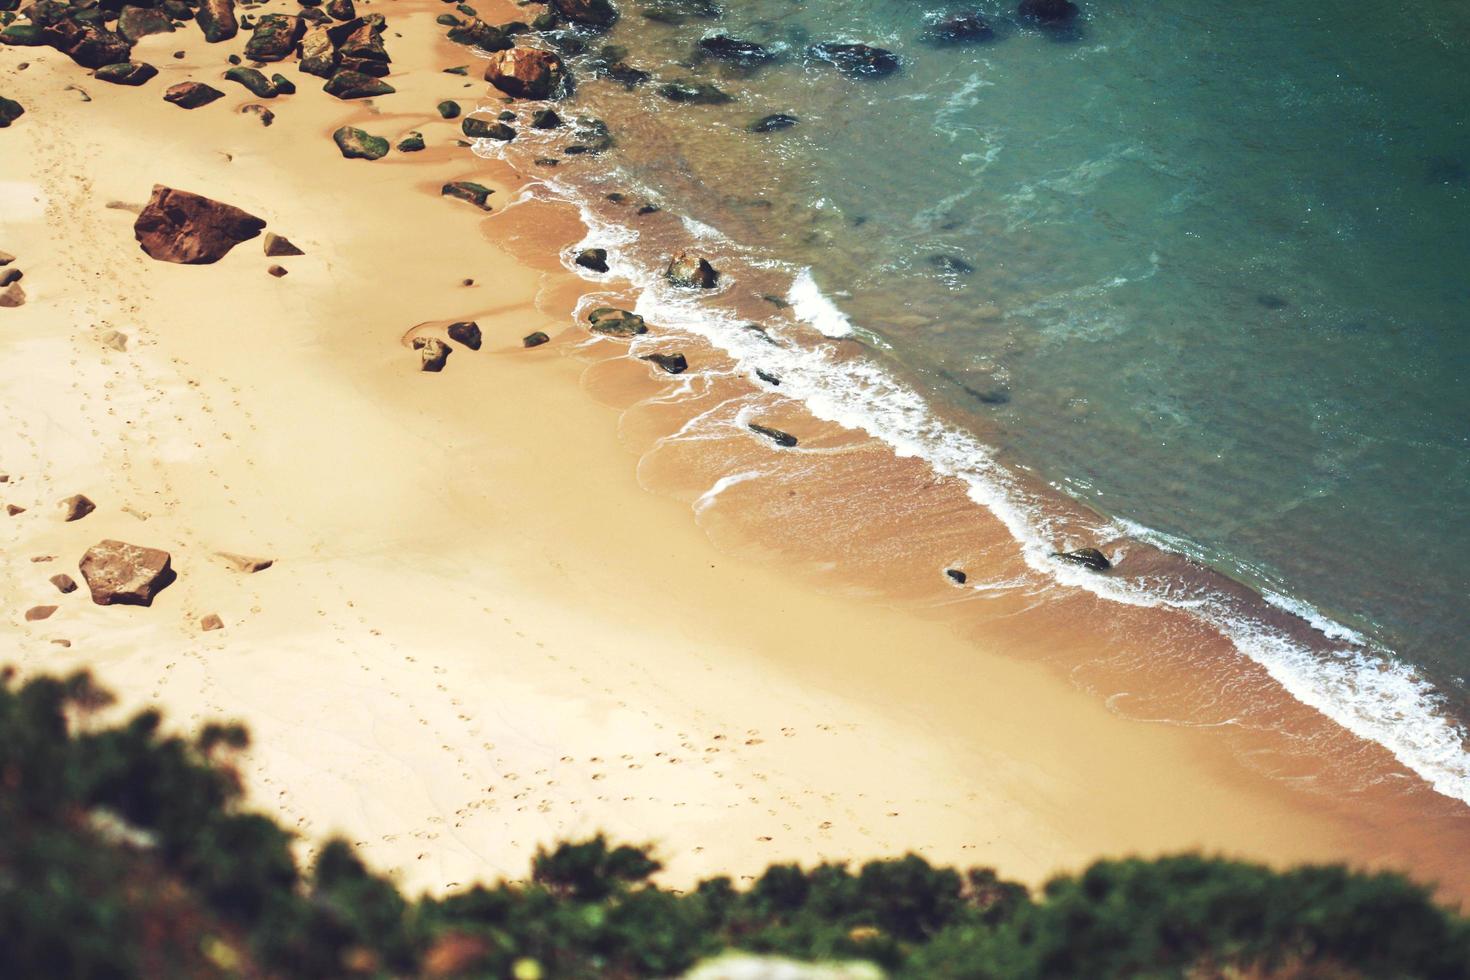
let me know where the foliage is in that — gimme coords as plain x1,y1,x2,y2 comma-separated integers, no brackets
1,668,1466,979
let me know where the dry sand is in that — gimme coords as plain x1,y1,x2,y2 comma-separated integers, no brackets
3,0,1468,902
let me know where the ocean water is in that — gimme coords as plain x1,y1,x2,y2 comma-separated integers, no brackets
476,0,1470,801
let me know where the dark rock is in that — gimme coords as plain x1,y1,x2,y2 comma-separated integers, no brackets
929,253,974,276
549,0,616,29
806,42,900,77
748,422,796,447
240,103,274,125
325,0,353,19
224,66,278,97
530,107,561,128
50,573,78,593
750,112,796,133
269,73,296,95
443,64,468,75
437,99,460,118
586,45,649,87
117,6,174,42
267,264,287,277
263,232,303,257
641,352,687,374
1053,547,1111,571
523,330,550,348
134,185,265,264
564,117,612,154
164,80,224,108
462,116,514,140
43,20,133,69
1018,0,1079,25
658,80,731,105
666,250,719,288
484,46,566,99
640,0,717,25
396,131,425,152
332,125,389,159
497,109,517,122
323,69,393,98
1257,293,1288,310
0,268,19,287
0,24,47,46
446,18,510,50
755,368,781,386
436,13,461,26
244,13,303,61
0,95,24,127
637,203,660,215
79,539,177,606
698,34,772,65
924,11,994,44
331,16,389,64
945,568,967,584
60,494,95,522
297,26,336,76
575,247,608,273
441,181,493,210
587,306,646,337
447,320,481,349
195,0,238,42
413,336,451,371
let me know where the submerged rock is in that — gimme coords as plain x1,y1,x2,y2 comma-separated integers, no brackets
924,11,995,45
666,250,719,288
575,247,609,272
441,181,494,209
462,116,515,140
1053,547,1111,571
698,34,773,65
806,42,900,77
413,336,452,372
164,81,225,108
749,422,797,448
549,0,617,29
447,320,482,350
79,539,176,606
750,112,797,133
483,46,566,99
587,306,646,337
530,107,562,128
1018,0,1080,25
641,352,687,374
134,185,265,264
658,80,732,105
332,125,389,160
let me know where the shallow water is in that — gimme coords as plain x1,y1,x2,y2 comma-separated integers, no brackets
477,0,1470,801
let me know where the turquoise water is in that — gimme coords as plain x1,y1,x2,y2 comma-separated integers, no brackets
494,0,1470,795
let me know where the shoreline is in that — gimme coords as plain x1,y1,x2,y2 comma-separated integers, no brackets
3,0,1469,905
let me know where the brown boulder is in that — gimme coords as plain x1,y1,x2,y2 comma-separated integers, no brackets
413,336,452,372
0,283,24,308
195,0,239,43
60,494,95,522
79,539,176,606
164,81,225,109
134,185,265,265
446,321,482,350
200,613,224,631
264,232,304,257
483,47,566,100
50,573,78,594
25,605,58,621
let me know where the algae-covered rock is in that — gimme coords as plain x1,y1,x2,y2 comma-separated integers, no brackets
658,80,731,104
297,26,336,77
332,125,389,160
436,99,460,119
94,61,158,86
224,66,277,97
195,0,238,43
0,23,46,46
244,13,303,62
441,181,493,210
462,116,514,141
586,306,646,337
550,0,617,29
396,131,425,152
323,69,394,99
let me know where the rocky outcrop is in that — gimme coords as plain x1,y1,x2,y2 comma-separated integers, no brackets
484,47,566,100
164,81,224,108
806,42,900,77
447,321,482,350
441,181,493,210
195,0,238,43
1053,547,1111,571
134,186,265,264
244,13,303,61
666,251,719,288
698,35,772,65
575,247,609,273
523,331,550,348
263,232,303,257
60,494,95,522
658,80,731,104
462,116,515,140
587,307,646,337
749,422,797,447
332,125,389,159
751,112,797,133
79,539,176,606
95,61,158,86
323,69,394,99
117,6,174,43
549,0,617,29
641,352,687,374
413,336,451,372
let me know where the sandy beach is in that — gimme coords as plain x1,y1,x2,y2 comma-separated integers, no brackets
4,0,1469,906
